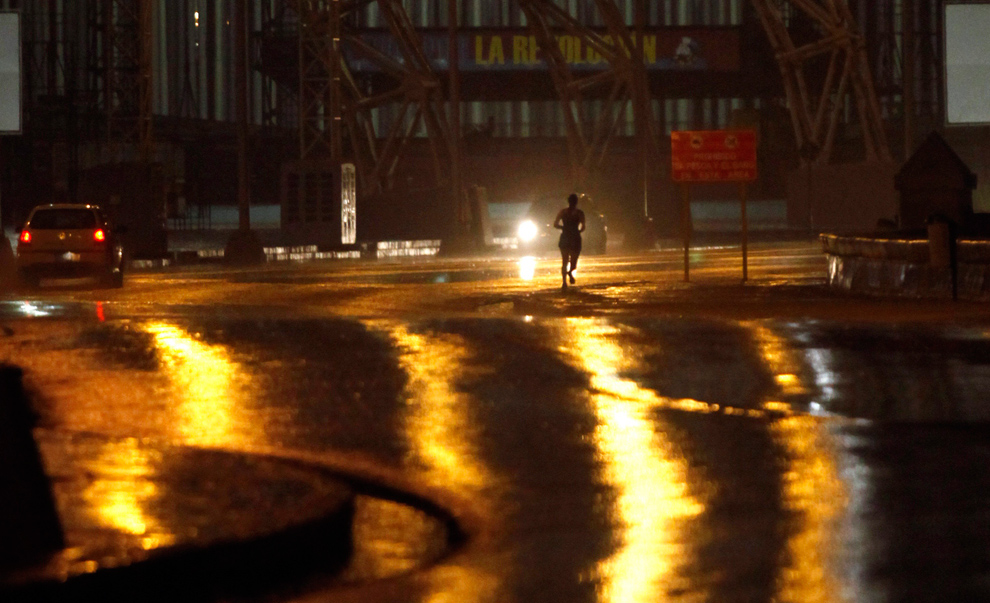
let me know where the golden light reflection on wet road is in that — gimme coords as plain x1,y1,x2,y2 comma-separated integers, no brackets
80,439,176,551
518,256,537,281
386,324,494,497
144,322,265,449
561,318,708,603
382,322,505,603
747,322,810,400
770,414,846,603
749,323,847,603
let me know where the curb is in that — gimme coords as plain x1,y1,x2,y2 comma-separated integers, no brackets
133,239,446,269
5,495,354,603
2,432,355,603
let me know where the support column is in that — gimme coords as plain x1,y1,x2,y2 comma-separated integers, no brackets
903,0,915,160
448,0,461,225
635,0,648,218
225,0,266,265
236,0,249,232
329,0,342,163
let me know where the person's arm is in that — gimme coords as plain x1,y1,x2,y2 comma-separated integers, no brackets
553,209,566,230
578,210,586,233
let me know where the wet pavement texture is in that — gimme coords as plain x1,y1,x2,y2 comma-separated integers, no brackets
4,434,354,600
4,241,990,602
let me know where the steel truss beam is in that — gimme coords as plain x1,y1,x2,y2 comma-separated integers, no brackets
858,0,943,157
288,0,453,196
17,0,70,139
87,0,153,161
517,0,660,190
751,0,891,164
258,0,297,128
281,0,891,197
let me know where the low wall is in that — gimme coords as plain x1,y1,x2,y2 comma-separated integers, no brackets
822,233,990,300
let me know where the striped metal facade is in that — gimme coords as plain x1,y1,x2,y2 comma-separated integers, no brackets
4,0,941,139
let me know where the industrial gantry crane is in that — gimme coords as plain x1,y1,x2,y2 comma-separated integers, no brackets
515,0,893,227
88,0,154,162
516,0,661,197
286,0,454,196
750,0,892,165
11,0,898,237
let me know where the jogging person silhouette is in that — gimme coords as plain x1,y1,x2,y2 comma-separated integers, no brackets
554,193,586,288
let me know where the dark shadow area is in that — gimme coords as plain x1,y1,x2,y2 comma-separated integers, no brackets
836,423,990,602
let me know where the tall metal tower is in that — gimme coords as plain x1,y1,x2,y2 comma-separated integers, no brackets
285,0,453,196
87,0,153,162
518,0,660,204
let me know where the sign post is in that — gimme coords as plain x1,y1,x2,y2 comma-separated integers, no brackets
740,181,748,281
681,183,691,282
671,129,758,281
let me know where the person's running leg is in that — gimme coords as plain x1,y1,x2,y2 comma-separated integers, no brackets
560,249,569,287
567,251,579,284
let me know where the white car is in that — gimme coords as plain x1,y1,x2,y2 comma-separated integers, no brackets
15,204,126,288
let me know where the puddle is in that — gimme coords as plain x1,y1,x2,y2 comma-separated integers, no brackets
2,432,458,601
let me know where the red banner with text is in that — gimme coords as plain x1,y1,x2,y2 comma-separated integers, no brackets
671,130,757,182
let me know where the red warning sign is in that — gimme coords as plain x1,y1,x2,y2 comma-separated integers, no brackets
671,130,757,182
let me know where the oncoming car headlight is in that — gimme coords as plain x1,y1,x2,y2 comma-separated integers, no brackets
517,219,539,243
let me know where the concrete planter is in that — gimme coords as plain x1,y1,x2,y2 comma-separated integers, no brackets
822,233,990,300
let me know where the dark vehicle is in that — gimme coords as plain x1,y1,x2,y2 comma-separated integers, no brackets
515,195,607,255
15,204,126,288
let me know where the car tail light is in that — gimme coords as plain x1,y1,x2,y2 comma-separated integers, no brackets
93,229,106,243
19,230,31,244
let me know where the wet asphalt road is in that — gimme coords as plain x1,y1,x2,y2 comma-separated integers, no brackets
5,240,990,602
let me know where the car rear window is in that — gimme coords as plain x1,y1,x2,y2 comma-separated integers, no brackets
29,209,98,230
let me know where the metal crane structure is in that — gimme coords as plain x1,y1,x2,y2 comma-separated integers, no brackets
516,0,896,173
516,0,660,193
281,0,894,224
88,0,153,163
3,0,946,237
13,0,153,162
750,0,891,166
283,0,454,195
861,0,943,160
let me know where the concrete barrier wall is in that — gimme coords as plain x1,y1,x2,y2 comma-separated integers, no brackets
822,234,990,300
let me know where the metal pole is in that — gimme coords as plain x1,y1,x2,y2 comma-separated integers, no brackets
636,0,647,218
448,0,461,230
740,181,748,282
235,0,249,231
682,183,691,282
329,0,342,163
139,0,153,164
903,0,915,160
47,0,57,98
103,0,113,150
206,0,216,121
